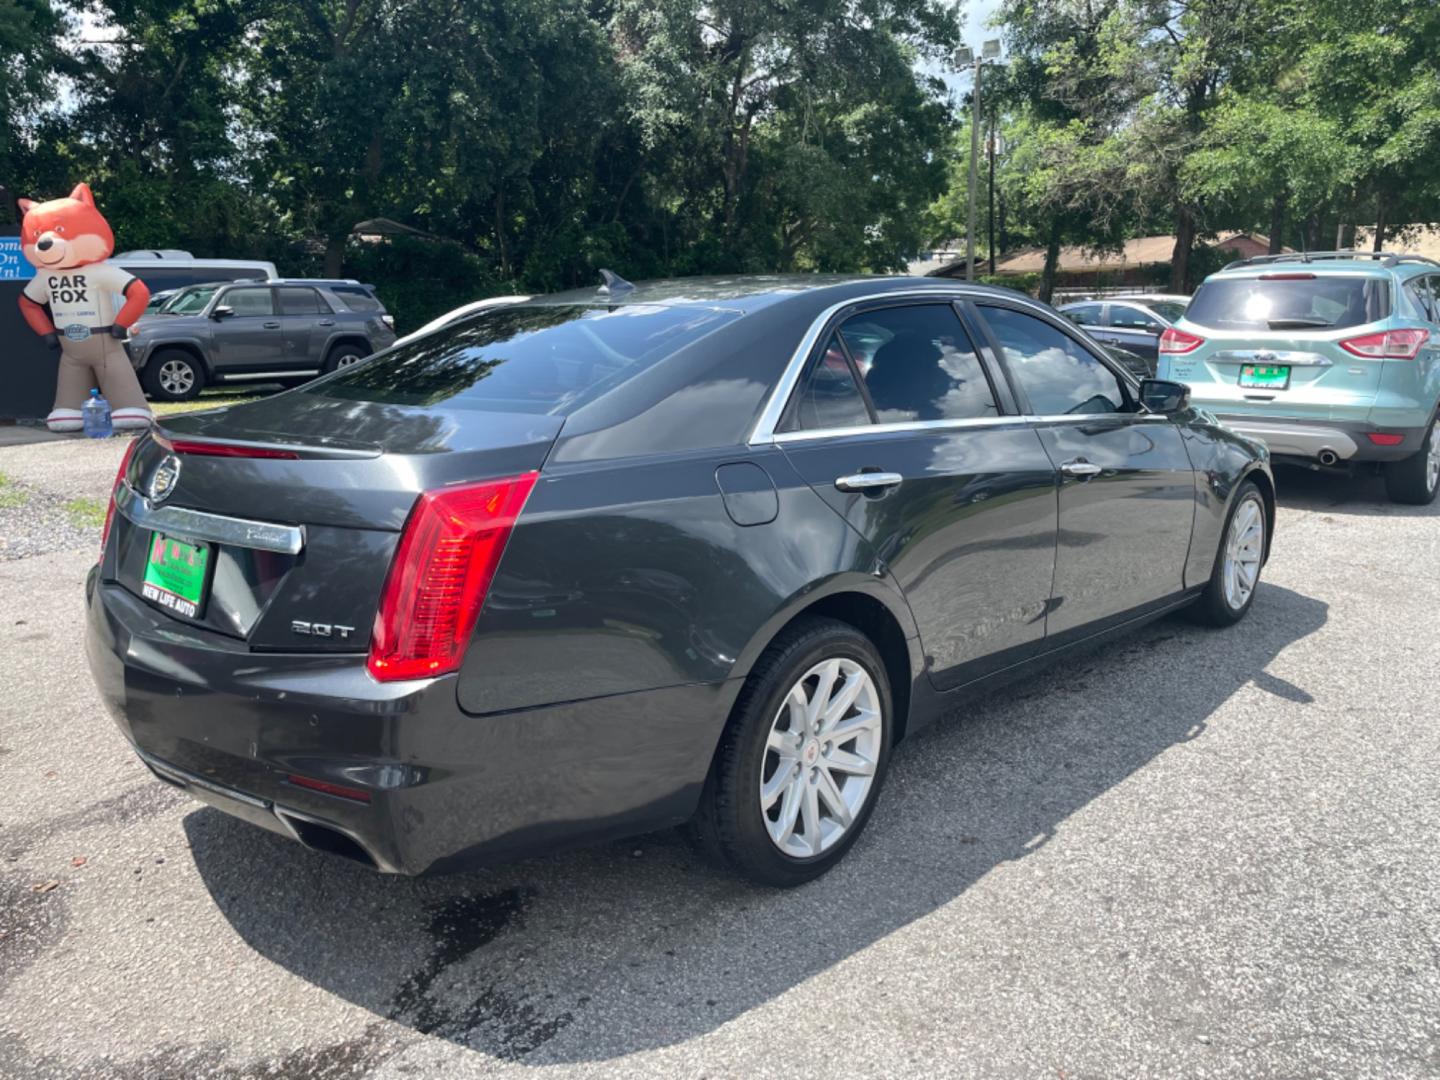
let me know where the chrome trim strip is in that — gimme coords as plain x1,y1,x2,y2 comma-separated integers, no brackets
748,286,1044,445
115,482,305,555
221,370,321,381
1212,349,1333,368
135,747,270,809
748,285,1137,445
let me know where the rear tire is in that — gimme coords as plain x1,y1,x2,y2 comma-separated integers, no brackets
1383,415,1439,505
142,350,205,402
688,617,893,887
1186,480,1266,627
321,343,369,374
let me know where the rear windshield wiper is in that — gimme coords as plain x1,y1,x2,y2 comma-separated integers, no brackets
1266,317,1332,329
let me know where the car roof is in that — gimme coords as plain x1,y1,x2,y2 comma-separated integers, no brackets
1213,252,1440,280
523,274,1032,316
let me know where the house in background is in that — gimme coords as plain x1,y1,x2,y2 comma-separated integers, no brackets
927,231,1279,290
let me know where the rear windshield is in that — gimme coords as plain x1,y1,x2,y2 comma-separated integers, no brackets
303,303,738,414
1186,275,1389,331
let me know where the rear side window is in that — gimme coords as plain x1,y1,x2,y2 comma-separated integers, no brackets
336,290,384,312
787,334,872,431
1063,303,1104,327
1186,275,1390,331
278,287,322,315
1405,276,1437,322
840,304,998,423
305,304,737,414
980,306,1127,416
123,267,194,292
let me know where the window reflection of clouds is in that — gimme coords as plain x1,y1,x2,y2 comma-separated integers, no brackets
985,308,1124,415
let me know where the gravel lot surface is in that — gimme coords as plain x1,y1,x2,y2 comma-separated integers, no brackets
1,436,1437,1079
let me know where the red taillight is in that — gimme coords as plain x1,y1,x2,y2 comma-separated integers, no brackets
1258,272,1316,280
286,774,372,803
153,432,299,459
1367,432,1405,446
367,472,539,682
1159,327,1205,354
100,438,140,563
1338,329,1429,360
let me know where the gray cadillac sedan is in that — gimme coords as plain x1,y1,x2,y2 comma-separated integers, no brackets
86,275,1273,886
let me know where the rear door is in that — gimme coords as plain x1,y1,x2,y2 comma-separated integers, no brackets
774,299,1060,688
211,285,283,371
973,301,1196,636
276,286,328,369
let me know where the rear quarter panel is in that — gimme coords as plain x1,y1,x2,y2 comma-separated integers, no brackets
459,445,918,716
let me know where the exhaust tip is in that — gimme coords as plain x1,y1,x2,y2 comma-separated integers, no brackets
1317,449,1339,466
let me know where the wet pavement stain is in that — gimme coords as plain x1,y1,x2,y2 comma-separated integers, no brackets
387,886,574,1059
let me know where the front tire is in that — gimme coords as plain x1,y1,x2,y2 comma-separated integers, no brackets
142,350,205,402
689,617,893,887
1187,481,1266,627
1383,415,1439,505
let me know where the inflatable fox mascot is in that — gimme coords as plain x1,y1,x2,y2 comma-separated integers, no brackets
18,184,153,432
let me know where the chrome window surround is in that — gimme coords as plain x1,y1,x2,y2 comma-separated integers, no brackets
115,481,305,555
748,287,1155,446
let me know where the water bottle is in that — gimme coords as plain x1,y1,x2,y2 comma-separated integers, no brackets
82,388,113,439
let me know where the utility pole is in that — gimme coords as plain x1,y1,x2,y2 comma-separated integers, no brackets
956,40,1002,282
988,122,997,275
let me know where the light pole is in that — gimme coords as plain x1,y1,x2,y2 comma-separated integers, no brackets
956,40,1002,282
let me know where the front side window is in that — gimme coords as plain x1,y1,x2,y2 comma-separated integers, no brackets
839,304,998,423
980,306,1128,416
1110,306,1162,332
225,288,275,317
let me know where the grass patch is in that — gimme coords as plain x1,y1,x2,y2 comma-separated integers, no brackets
64,497,107,528
150,387,279,416
0,473,28,510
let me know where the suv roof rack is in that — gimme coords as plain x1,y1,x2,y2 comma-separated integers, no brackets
1223,250,1440,271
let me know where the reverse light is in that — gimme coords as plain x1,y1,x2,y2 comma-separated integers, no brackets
100,438,140,563
153,432,300,459
367,472,539,682
1366,432,1406,446
1338,329,1429,360
286,774,373,804
1159,327,1205,354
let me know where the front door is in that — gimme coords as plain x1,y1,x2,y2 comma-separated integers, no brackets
211,286,282,370
973,302,1197,637
774,300,1060,688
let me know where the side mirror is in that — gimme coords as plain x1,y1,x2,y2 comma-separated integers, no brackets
1140,378,1191,414
211,305,234,320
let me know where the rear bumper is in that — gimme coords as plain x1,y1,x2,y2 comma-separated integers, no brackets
1215,414,1427,463
85,569,736,874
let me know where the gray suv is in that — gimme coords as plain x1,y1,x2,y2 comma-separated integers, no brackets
126,281,397,401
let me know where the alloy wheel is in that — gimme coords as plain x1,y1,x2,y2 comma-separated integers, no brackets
1222,496,1264,611
760,657,881,859
1427,425,1439,494
159,359,195,396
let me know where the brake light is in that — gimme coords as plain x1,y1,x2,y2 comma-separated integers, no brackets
1159,327,1205,354
100,438,140,563
368,473,539,681
153,433,299,459
1367,432,1406,446
1338,329,1429,359
1258,272,1316,280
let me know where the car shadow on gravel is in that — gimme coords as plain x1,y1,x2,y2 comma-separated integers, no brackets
186,582,1327,1066
1272,462,1440,517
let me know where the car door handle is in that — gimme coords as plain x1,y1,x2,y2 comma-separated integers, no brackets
1060,459,1103,478
835,471,903,493
263,321,280,329
318,320,335,327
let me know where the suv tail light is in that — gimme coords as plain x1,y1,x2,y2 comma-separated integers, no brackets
100,438,140,563
368,472,538,682
1159,327,1205,354
1338,328,1429,359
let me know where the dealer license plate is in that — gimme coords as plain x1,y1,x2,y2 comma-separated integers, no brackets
1239,364,1290,390
141,532,211,619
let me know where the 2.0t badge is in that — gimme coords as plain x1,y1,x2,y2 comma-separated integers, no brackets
146,454,181,505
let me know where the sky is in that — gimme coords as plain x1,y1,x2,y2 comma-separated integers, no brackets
935,0,1006,101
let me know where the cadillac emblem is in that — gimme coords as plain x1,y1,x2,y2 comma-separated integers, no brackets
147,455,182,505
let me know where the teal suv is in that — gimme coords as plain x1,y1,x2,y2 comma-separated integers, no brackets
1158,252,1440,504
